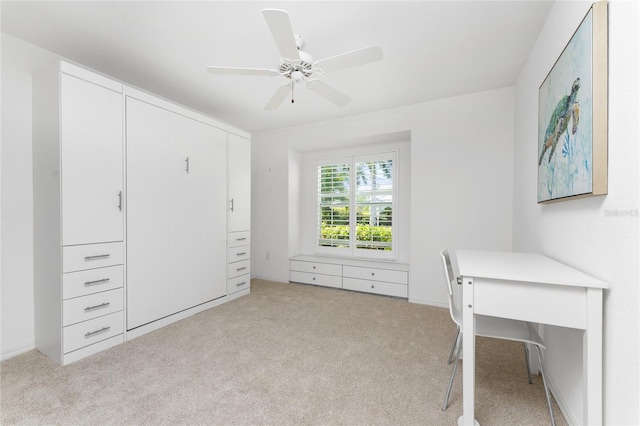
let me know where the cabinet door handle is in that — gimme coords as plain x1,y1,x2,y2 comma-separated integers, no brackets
230,198,234,212
118,191,123,211
84,302,110,312
85,326,110,338
84,278,110,287
185,157,190,173
84,254,110,261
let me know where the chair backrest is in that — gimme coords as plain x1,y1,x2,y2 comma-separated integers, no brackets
440,249,462,326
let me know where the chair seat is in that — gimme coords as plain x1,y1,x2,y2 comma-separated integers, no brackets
475,315,546,349
452,310,545,349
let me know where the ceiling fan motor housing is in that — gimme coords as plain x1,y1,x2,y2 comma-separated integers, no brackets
280,45,314,80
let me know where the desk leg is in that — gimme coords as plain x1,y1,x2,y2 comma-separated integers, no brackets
459,275,478,426
583,287,603,425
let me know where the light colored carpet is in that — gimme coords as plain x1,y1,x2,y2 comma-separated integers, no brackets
1,279,566,425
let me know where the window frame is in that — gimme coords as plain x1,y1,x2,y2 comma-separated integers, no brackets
315,151,398,260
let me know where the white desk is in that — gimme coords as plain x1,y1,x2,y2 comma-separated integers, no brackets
453,249,608,426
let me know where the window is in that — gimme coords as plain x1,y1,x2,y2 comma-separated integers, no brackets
317,152,397,259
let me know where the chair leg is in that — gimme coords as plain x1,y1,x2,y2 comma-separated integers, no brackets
447,326,460,365
523,342,533,384
442,334,463,411
535,345,556,426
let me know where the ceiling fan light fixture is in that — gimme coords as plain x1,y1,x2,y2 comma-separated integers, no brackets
291,70,304,83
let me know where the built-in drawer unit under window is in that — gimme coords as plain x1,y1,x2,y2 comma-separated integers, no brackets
289,255,409,298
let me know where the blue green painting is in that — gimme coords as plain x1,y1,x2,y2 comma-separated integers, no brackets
538,9,593,202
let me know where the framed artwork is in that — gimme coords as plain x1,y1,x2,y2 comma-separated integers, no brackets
537,1,608,203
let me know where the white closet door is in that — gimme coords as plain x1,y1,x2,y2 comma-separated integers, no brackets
61,74,123,246
125,97,171,329
227,133,251,232
168,115,227,312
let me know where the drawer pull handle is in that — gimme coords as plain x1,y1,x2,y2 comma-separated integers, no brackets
371,272,375,276
84,254,110,261
371,285,375,289
312,277,316,281
236,267,247,272
236,237,247,241
85,326,110,338
237,281,247,286
236,252,247,256
313,266,316,269
84,278,110,286
85,302,110,312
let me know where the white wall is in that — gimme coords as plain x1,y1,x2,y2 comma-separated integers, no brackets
513,1,639,424
252,86,515,306
1,35,60,359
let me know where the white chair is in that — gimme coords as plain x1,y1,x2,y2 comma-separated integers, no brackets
440,249,555,426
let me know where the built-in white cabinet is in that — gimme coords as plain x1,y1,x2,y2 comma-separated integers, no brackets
125,91,228,330
33,60,251,364
33,61,125,365
227,133,251,294
290,255,409,298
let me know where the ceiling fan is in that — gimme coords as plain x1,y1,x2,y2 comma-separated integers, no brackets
207,9,383,110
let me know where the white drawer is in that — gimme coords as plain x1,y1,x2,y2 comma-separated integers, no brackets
228,231,250,248
227,259,250,279
343,265,408,284
63,288,124,326
63,265,124,299
63,311,124,354
63,242,124,273
290,270,343,289
343,277,408,298
290,260,342,276
227,246,250,263
227,274,250,294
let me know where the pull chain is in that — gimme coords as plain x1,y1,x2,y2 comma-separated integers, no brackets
291,82,295,104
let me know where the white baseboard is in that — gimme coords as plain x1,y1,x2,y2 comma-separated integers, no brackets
1,344,35,362
546,374,579,426
409,297,448,309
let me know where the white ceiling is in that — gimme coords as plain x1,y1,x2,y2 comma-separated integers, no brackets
1,1,553,133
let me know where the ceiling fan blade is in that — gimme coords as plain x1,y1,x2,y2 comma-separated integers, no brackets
262,9,300,61
308,81,351,107
264,84,291,110
207,66,280,77
316,45,383,74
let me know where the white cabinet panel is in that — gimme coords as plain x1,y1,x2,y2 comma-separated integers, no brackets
227,246,250,263
63,311,124,354
290,260,342,276
126,95,228,329
126,97,171,329
228,231,250,248
33,61,125,365
227,133,251,232
290,271,343,289
168,114,227,312
63,265,123,300
227,260,251,279
63,288,124,326
61,73,123,246
227,274,251,294
62,242,123,273
343,265,408,285
343,277,408,298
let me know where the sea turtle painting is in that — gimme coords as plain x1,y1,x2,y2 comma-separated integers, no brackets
538,78,581,165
